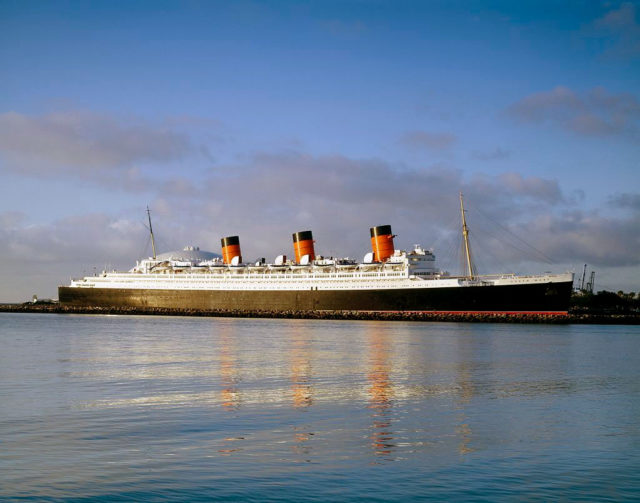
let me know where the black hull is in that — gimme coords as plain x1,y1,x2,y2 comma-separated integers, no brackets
59,281,573,313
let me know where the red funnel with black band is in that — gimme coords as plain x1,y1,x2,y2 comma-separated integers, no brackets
292,230,315,264
370,225,395,262
221,236,242,264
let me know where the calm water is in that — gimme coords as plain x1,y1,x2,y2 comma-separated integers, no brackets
1,313,639,502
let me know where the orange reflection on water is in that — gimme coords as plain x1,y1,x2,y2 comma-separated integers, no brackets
290,426,314,461
367,328,394,458
219,327,241,410
290,335,313,409
288,329,315,461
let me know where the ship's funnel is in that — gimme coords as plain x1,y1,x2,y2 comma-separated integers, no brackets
370,225,395,262
292,230,315,264
221,236,242,264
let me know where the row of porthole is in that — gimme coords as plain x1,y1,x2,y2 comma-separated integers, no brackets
96,279,408,286
99,274,406,282
109,270,406,278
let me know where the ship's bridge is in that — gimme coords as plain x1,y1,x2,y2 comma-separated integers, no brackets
406,244,437,276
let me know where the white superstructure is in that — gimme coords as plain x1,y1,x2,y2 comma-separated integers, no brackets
68,244,573,292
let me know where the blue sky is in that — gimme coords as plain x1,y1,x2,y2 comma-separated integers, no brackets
0,0,639,301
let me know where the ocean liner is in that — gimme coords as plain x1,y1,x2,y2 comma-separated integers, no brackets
59,195,574,313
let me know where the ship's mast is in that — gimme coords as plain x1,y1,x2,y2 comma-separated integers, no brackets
147,206,157,260
459,192,475,279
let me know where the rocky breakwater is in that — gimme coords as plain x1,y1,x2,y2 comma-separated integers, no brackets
2,303,639,324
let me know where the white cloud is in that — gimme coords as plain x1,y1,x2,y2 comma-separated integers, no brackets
519,210,640,267
608,192,640,211
0,110,198,176
471,147,511,161
400,130,457,150
507,86,640,139
498,172,563,204
593,2,640,59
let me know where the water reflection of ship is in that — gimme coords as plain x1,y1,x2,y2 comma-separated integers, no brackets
219,325,241,410
289,326,315,461
290,334,313,409
367,327,395,459
455,336,475,455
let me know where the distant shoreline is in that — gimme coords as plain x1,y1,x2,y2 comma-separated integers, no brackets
1,303,638,324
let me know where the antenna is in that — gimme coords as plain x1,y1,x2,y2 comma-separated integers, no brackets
147,206,157,259
459,192,476,279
